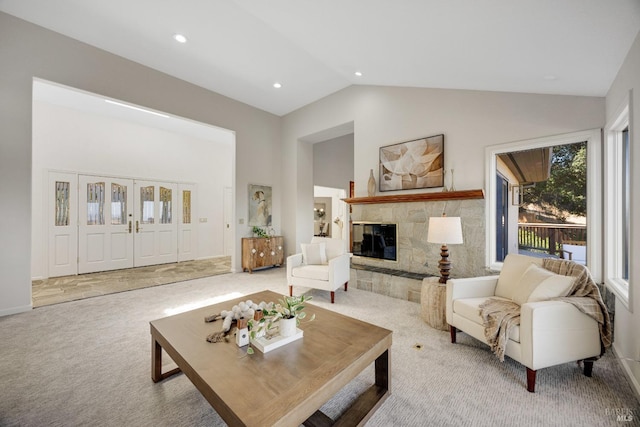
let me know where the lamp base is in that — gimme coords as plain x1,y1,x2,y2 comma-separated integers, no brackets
438,244,451,284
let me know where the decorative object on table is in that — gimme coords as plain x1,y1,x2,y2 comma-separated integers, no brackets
248,184,272,226
427,214,463,283
204,299,268,343
441,170,448,192
379,134,444,191
367,169,376,196
247,294,315,354
252,226,269,238
235,323,250,347
449,168,456,192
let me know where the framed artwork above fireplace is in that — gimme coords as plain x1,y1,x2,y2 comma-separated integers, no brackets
379,134,444,191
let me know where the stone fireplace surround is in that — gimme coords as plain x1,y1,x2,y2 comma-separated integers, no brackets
346,190,486,303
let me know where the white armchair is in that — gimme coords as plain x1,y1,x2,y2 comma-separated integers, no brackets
446,254,603,392
287,237,350,303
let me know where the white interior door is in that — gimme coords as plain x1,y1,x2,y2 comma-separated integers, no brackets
48,172,78,277
178,184,196,262
134,180,178,267
78,175,134,274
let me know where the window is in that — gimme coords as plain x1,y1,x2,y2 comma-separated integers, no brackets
485,129,602,281
622,127,630,281
605,101,631,309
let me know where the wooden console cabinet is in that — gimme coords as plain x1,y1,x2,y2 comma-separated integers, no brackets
241,236,284,273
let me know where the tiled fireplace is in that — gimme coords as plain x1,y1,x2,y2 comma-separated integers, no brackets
347,191,488,302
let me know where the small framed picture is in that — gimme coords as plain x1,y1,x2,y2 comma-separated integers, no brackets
248,184,272,226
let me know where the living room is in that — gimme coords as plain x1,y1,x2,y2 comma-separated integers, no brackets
1,2,639,425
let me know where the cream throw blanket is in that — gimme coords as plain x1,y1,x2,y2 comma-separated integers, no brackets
479,258,612,362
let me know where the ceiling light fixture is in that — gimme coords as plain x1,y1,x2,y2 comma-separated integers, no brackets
173,33,187,43
105,99,169,118
354,71,363,77
543,75,557,81
273,82,282,89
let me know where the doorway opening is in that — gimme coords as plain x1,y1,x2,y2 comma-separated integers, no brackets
32,79,235,302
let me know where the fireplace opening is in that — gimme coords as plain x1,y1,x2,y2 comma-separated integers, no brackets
352,222,397,261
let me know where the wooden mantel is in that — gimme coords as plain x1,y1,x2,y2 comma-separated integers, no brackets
342,189,484,205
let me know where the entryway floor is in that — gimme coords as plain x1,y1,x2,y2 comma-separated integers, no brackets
32,257,231,307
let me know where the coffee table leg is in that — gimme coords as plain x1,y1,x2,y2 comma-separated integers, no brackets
375,349,389,390
152,336,181,383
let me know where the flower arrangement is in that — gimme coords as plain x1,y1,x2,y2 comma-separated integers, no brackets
246,295,315,354
251,225,274,238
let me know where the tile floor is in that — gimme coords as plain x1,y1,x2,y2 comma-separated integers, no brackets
32,257,231,307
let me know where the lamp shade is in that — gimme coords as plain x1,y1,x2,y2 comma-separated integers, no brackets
427,216,463,244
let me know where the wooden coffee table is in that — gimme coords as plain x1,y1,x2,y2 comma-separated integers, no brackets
150,290,392,427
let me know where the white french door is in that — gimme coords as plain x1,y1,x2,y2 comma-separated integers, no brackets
50,173,186,277
133,180,178,267
78,175,134,274
48,172,78,277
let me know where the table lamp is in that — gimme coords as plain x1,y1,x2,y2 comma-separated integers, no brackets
427,215,463,283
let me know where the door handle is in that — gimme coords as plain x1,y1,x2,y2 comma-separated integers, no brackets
128,221,132,233
136,220,140,233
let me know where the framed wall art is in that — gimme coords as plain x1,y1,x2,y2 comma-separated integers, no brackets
379,134,444,192
248,184,272,226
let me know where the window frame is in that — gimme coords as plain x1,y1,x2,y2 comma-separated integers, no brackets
485,129,602,282
604,97,632,310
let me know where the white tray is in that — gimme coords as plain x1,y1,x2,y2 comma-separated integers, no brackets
251,328,303,353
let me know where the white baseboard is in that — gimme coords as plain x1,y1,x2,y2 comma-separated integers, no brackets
0,304,32,317
612,342,640,401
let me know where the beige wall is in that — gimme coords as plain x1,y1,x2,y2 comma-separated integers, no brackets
313,133,354,193
605,30,640,395
0,12,281,314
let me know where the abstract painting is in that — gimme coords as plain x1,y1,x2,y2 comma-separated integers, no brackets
379,134,444,191
248,184,272,226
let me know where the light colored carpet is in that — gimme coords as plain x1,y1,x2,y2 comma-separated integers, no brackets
1,268,638,426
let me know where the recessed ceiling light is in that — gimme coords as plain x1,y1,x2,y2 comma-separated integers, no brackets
543,75,557,81
273,82,282,89
354,71,363,77
173,34,187,43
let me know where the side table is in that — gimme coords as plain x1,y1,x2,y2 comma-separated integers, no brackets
421,277,448,331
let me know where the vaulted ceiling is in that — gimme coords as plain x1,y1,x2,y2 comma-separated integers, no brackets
2,0,640,116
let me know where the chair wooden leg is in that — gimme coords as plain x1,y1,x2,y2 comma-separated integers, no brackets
330,291,335,303
449,325,456,343
289,285,293,297
344,282,348,291
583,358,596,377
526,368,536,393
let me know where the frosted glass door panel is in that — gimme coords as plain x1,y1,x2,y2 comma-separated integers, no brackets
111,183,127,225
160,187,172,224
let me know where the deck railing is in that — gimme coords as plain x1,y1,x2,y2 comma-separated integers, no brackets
518,223,586,257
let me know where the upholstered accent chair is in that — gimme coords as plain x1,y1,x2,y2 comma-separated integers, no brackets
287,237,350,303
446,254,607,392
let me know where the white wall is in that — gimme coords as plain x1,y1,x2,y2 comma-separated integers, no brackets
31,101,233,279
313,133,354,193
605,30,640,396
0,12,281,315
